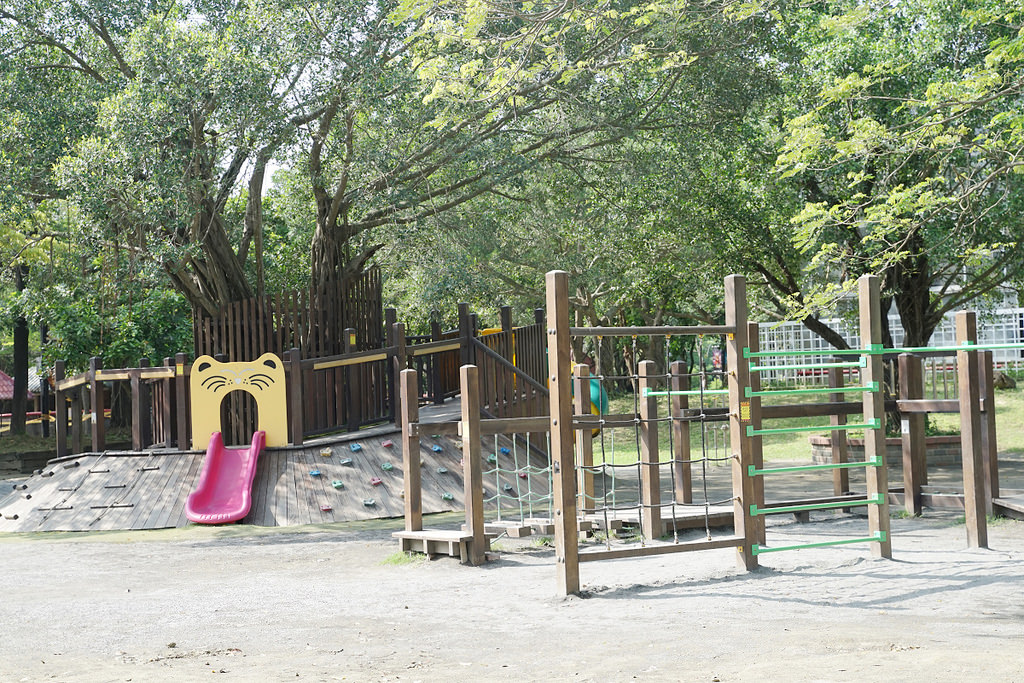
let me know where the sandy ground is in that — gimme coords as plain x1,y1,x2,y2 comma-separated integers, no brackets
1,509,1023,682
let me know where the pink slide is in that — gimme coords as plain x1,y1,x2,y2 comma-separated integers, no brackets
186,431,266,524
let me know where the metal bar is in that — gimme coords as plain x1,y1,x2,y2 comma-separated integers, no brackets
746,419,880,437
570,325,736,337
643,389,730,397
752,532,886,555
750,494,883,516
745,382,878,398
749,358,866,372
748,456,882,477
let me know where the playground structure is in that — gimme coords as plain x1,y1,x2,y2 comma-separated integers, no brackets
1,268,1022,600
390,271,1023,595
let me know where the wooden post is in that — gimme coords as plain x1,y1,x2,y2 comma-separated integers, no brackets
500,305,514,417
460,364,487,566
670,360,692,504
979,350,1000,506
55,360,68,457
637,360,662,540
858,275,892,558
162,357,174,448
546,271,580,595
430,313,444,404
390,322,408,425
400,368,422,532
458,303,474,367
828,365,850,497
174,352,189,450
956,311,988,547
344,327,359,431
385,309,398,422
898,353,926,516
725,275,757,570
287,348,304,446
71,386,83,454
746,322,766,545
89,356,105,453
574,364,595,514
130,357,151,450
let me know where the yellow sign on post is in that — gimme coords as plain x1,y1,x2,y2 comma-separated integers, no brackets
190,353,289,450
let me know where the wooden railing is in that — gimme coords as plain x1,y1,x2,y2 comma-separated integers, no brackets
50,304,549,454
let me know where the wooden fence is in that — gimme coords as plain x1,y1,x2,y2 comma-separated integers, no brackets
51,304,549,455
193,267,383,361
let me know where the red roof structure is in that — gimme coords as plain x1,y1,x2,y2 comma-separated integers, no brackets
0,370,34,401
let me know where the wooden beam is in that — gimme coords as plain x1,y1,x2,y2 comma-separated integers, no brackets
546,271,580,595
899,353,926,516
400,368,422,532
574,365,595,513
858,275,892,558
638,360,662,541
956,311,988,548
725,274,757,571
460,365,487,566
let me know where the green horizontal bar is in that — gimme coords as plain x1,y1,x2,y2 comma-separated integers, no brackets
748,456,882,477
750,494,883,517
744,344,882,359
750,357,866,372
643,388,730,397
746,418,880,437
745,382,878,398
752,531,887,555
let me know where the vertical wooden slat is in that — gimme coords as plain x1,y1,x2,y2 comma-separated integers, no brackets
829,364,850,497
898,353,926,516
89,357,105,453
461,364,487,566
638,360,662,541
858,274,892,558
546,271,580,595
287,348,303,446
574,364,594,513
670,360,691,504
956,311,988,547
55,360,68,457
725,275,757,570
979,350,1000,506
71,386,83,454
162,357,174,448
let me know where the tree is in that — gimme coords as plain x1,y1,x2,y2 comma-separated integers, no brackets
777,0,1024,347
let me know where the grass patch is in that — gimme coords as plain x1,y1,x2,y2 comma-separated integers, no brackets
380,550,426,566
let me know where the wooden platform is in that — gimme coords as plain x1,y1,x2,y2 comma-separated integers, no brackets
994,494,1024,520
393,529,496,562
600,504,734,532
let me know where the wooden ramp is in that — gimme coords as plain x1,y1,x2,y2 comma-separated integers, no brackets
0,428,552,533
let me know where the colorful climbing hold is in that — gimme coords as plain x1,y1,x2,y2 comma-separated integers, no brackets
436,467,448,474
340,458,353,466
320,504,333,512
487,454,497,463
431,444,443,453
370,477,383,486
500,447,510,455
320,448,332,457
503,484,514,492
309,469,322,477
350,443,363,452
382,439,393,448
363,499,375,506
518,472,528,479
441,492,454,501
332,480,345,489
381,462,394,472
431,434,440,439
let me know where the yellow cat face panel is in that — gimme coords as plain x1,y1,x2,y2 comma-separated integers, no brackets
190,353,289,449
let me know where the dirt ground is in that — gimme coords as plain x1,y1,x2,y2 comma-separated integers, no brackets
1,508,1023,682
